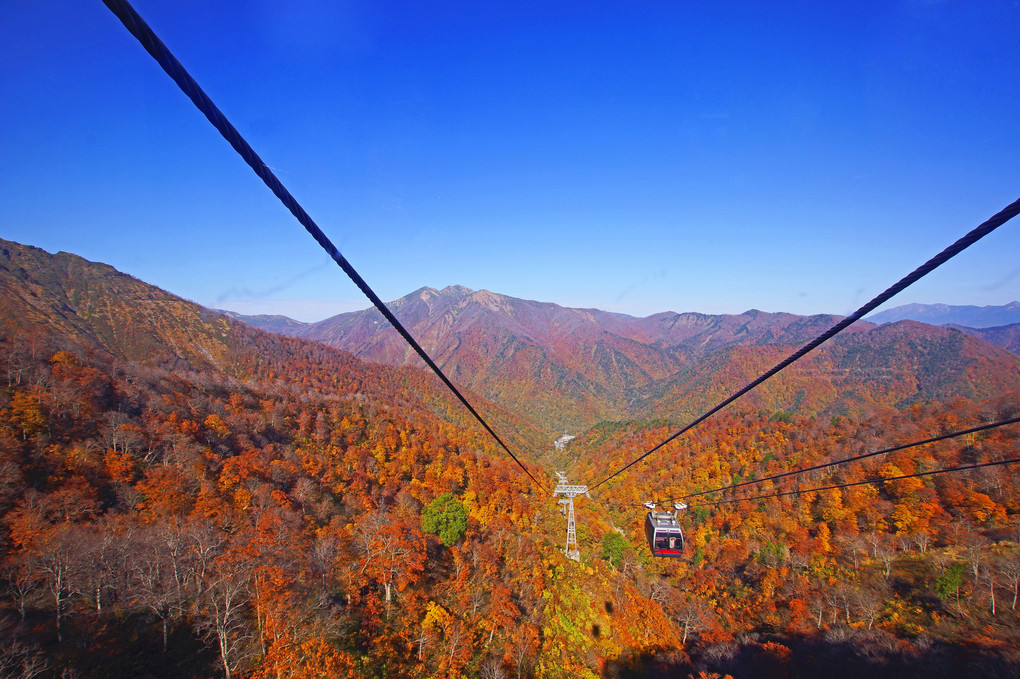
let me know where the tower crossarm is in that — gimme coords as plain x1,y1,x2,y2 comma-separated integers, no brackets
553,484,590,498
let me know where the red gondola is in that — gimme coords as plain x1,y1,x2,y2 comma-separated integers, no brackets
644,502,686,558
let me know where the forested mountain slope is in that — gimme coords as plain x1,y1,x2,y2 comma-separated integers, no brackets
2,239,1019,678
238,285,1020,433
0,239,235,372
0,240,545,457
631,320,1020,424
948,322,1020,355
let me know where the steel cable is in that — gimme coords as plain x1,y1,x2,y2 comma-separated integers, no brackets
685,457,1020,508
101,0,546,491
656,411,1015,501
590,197,1020,492
632,416,1020,507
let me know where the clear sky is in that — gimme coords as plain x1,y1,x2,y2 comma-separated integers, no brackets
2,1,1018,322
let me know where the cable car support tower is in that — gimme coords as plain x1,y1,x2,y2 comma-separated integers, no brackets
553,472,589,562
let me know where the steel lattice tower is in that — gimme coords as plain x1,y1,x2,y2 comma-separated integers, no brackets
553,472,589,562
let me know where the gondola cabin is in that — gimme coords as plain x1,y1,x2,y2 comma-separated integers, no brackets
645,510,685,558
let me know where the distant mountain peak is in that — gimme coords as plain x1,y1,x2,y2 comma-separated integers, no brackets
388,286,437,309
440,284,474,296
392,285,477,307
469,288,503,303
868,301,1020,329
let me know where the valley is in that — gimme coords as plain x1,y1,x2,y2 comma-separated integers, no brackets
1,239,1019,678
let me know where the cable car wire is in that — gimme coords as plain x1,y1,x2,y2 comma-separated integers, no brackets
100,0,547,492
588,197,1020,493
640,416,1020,507
684,456,1020,508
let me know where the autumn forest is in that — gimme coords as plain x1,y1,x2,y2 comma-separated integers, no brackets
1,239,1019,678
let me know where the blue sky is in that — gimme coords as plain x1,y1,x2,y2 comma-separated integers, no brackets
2,1,1018,321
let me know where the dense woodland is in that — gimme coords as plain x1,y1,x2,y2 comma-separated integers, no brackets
1,242,1019,677
1,330,1019,678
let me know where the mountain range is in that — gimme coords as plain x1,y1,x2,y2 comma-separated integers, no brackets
230,285,1020,432
868,301,1020,328
7,244,1020,675
0,239,545,454
864,302,1020,354
946,322,1020,354
4,237,1018,435
5,237,1020,670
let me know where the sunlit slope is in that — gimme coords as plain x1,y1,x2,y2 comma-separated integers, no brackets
629,320,1020,423
0,239,548,460
241,285,1020,433
0,239,235,370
